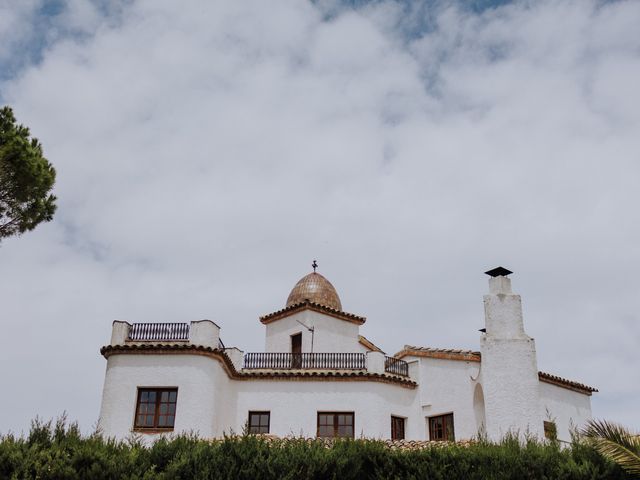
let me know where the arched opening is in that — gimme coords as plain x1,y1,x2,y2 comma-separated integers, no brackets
473,383,486,438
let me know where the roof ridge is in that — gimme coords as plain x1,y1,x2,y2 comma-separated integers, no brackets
260,301,366,325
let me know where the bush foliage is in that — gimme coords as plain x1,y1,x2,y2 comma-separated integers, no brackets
0,418,632,480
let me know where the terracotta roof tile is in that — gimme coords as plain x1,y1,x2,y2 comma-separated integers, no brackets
248,436,473,449
358,335,384,354
396,346,481,362
260,300,366,325
538,371,598,394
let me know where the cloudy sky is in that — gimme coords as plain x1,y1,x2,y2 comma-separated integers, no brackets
0,0,638,435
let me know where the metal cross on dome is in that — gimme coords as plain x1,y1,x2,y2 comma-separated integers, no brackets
312,260,318,272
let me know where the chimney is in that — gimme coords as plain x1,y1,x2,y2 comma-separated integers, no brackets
479,267,544,440
483,267,526,339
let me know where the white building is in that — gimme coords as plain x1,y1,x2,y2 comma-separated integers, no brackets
97,267,596,443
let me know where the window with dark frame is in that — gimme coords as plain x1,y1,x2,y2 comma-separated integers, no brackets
317,412,354,438
134,388,177,430
248,411,270,434
428,413,454,441
391,416,405,440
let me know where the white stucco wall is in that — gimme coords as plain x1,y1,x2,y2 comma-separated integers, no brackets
98,353,230,440
408,356,482,441
98,351,422,440
539,381,592,443
98,349,593,442
265,310,361,353
234,379,419,439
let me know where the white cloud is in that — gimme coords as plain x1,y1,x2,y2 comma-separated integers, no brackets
0,0,639,434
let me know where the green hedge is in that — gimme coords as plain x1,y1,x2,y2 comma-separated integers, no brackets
0,418,631,480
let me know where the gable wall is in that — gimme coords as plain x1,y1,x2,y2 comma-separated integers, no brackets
264,310,361,353
538,381,592,443
405,355,482,441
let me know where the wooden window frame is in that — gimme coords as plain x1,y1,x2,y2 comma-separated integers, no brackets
248,411,271,434
133,387,178,432
317,412,355,439
428,413,455,441
391,415,406,440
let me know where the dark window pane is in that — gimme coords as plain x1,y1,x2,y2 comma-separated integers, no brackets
148,392,156,402
248,412,269,434
392,416,405,440
169,391,177,402
140,391,148,402
161,391,169,402
318,413,353,438
166,415,174,427
445,415,455,441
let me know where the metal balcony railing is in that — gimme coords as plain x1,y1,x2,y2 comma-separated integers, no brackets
128,323,190,341
243,352,366,370
384,356,409,377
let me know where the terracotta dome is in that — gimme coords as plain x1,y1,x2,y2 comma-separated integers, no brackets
286,272,342,311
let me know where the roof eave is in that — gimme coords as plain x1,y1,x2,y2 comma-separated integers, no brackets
260,301,366,325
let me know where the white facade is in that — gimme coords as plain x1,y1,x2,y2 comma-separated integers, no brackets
97,269,597,443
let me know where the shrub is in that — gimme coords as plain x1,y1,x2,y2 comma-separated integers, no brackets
0,418,632,480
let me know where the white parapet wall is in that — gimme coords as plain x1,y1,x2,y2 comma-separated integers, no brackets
110,321,131,345
366,351,385,374
225,347,245,371
189,320,220,348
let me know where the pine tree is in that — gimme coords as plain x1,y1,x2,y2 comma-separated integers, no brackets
0,106,57,240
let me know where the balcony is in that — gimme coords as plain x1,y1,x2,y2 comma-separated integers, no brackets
113,321,410,377
384,356,409,377
244,352,366,370
119,321,225,349
243,352,409,377
128,323,190,341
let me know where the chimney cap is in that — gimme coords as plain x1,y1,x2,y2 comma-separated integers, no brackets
484,266,513,277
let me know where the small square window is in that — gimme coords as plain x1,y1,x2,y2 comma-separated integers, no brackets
134,388,178,431
248,411,270,434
